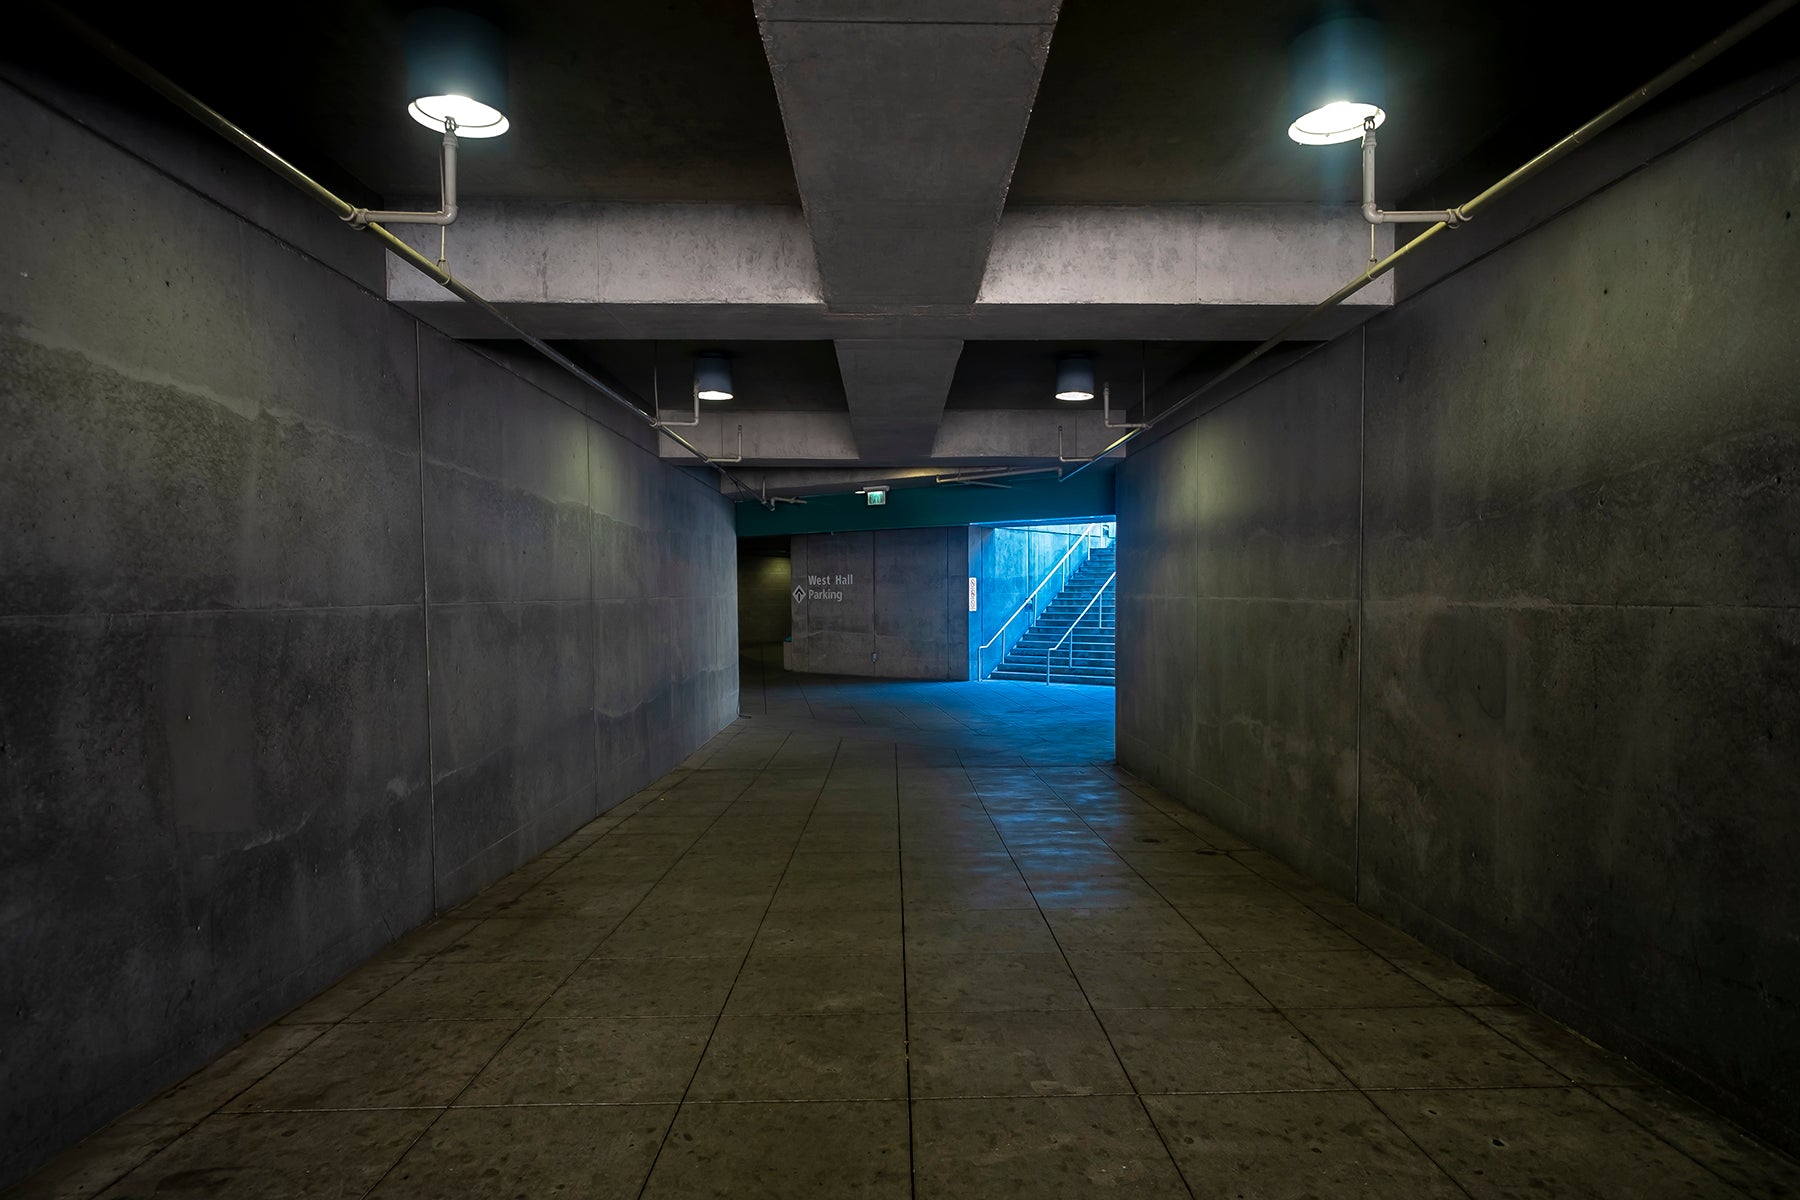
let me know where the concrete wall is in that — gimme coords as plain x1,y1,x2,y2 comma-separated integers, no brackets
786,528,969,679
968,523,1107,678
1116,84,1800,1146
737,548,793,645
0,80,736,1186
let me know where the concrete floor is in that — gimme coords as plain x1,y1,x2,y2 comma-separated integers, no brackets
12,660,1796,1199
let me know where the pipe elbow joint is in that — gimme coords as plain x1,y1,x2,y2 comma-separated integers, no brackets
1361,201,1384,225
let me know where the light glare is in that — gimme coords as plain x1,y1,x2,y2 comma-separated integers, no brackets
1288,100,1384,145
409,94,510,137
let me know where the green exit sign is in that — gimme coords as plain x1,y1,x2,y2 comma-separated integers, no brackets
866,488,888,506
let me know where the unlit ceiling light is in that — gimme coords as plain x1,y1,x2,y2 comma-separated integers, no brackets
405,8,511,138
695,352,734,401
1055,354,1096,402
1286,16,1385,146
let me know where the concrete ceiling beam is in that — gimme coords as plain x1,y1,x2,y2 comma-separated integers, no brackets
753,0,1060,456
831,338,965,460
657,407,1129,468
385,203,1390,341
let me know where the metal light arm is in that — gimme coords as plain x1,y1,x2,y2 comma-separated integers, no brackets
1102,383,1146,430
1057,425,1082,463
346,126,459,228
1361,118,1467,228
655,386,701,428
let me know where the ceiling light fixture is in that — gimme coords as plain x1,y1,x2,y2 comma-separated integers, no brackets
1286,16,1385,146
695,352,735,401
1055,353,1096,402
344,8,509,241
1288,14,1468,241
406,7,511,138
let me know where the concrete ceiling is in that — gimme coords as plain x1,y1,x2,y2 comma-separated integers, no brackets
575,341,847,414
60,0,801,204
50,0,1788,494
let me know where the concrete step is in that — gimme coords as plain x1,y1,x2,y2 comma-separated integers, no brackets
990,669,1116,684
1003,660,1117,671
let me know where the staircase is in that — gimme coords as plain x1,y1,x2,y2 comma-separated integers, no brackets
990,545,1116,685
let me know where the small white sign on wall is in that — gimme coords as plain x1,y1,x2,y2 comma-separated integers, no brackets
968,576,978,612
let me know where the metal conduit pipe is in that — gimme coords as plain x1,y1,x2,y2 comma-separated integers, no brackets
1361,123,1463,227
1063,0,1799,482
346,127,458,229
44,5,776,509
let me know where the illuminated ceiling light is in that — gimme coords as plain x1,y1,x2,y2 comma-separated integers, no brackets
1287,16,1385,146
406,8,511,138
695,352,734,401
1055,353,1096,402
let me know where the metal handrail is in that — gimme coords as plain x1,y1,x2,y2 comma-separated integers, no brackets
1045,573,1115,683
977,524,1102,652
1059,0,1799,484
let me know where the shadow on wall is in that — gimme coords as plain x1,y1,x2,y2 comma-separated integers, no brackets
1114,83,1800,1151
738,535,793,646
0,78,739,1188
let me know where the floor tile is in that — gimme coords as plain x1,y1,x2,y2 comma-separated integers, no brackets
1042,906,1211,953
1469,1004,1649,1085
642,1101,909,1199
120,1026,326,1125
370,919,482,963
1145,1091,1465,1199
1099,1007,1352,1094
783,852,901,881
752,908,902,956
27,666,1796,1200
1178,904,1363,954
228,1020,516,1110
5,1122,189,1200
768,874,902,912
1229,949,1447,1009
725,953,904,1015
369,1103,673,1200
910,1010,1132,1098
1371,1087,1743,1198
1065,949,1265,1009
912,1096,1189,1198
455,1014,711,1104
96,1110,437,1199
537,955,740,1018
1289,1007,1565,1089
1388,952,1519,1006
601,908,764,958
901,873,1037,910
432,914,619,962
277,962,420,1025
348,961,568,1022
903,908,1059,956
1028,874,1166,909
1590,1085,1800,1199
905,953,1089,1013
1120,850,1256,878
687,1013,907,1101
